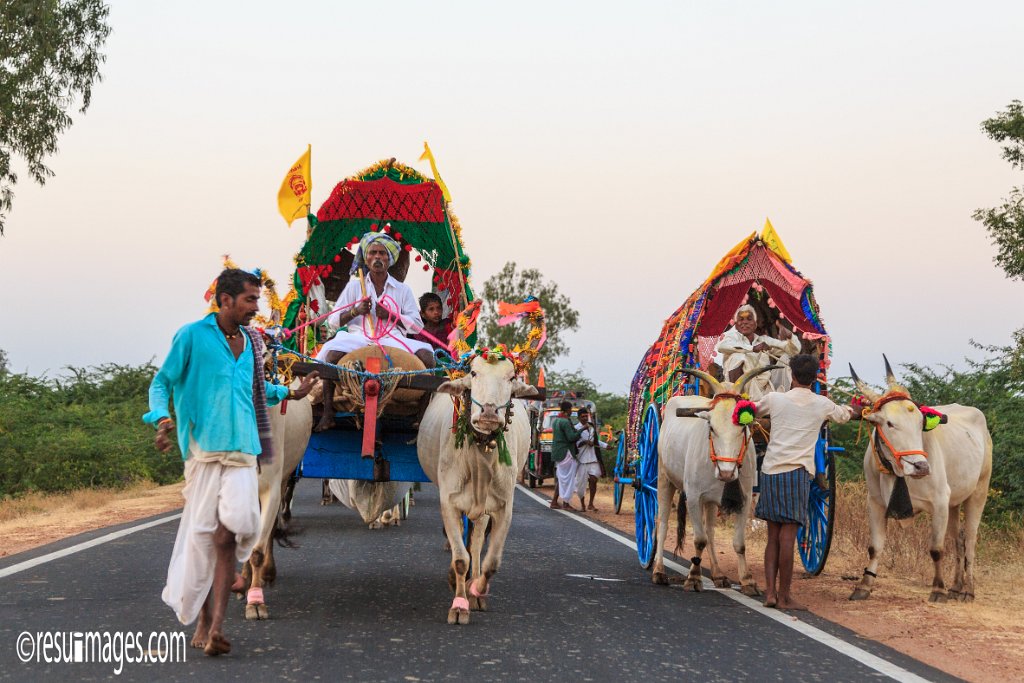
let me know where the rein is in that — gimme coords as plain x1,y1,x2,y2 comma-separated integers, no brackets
706,392,749,467
864,392,929,475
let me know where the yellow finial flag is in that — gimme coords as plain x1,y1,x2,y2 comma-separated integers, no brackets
277,145,312,226
419,141,452,203
761,218,792,264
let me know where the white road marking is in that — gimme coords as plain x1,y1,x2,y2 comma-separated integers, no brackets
0,513,182,580
565,574,625,582
516,485,934,683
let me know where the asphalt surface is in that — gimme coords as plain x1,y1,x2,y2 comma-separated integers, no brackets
0,481,961,682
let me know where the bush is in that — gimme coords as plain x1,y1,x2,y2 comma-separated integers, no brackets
0,359,182,497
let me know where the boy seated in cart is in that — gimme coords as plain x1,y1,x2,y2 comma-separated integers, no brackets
411,292,453,352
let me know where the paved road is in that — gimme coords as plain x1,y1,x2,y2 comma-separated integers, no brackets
0,481,959,682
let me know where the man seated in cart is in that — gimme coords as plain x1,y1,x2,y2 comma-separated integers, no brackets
714,304,800,399
314,231,437,431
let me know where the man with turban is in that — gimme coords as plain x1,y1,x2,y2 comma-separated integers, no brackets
314,231,436,431
713,304,800,399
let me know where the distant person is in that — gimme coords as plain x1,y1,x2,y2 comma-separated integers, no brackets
549,401,582,510
753,354,854,611
411,292,453,352
574,408,607,511
714,304,800,398
144,268,318,656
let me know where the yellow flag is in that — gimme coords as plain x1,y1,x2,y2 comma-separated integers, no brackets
419,141,452,203
277,145,311,226
761,218,792,263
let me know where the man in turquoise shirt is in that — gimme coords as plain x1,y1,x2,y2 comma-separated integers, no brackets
146,268,317,656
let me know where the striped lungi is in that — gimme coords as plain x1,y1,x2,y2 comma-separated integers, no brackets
754,467,810,526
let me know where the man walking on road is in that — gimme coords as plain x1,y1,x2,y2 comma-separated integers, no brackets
144,268,318,656
574,408,607,511
753,354,854,610
549,401,582,510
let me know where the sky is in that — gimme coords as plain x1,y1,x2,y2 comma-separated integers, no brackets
1,0,1022,392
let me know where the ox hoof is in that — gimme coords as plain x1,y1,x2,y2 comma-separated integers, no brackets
848,588,871,601
712,576,732,589
652,571,669,586
928,591,947,604
447,609,470,625
683,577,703,592
741,584,762,597
245,603,269,620
469,595,488,612
960,591,975,603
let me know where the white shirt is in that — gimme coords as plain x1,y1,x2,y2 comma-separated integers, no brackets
714,326,800,370
328,275,423,336
754,388,853,475
576,425,608,464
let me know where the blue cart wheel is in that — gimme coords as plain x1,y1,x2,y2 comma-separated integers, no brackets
798,435,836,575
462,514,471,547
634,404,660,569
613,435,626,514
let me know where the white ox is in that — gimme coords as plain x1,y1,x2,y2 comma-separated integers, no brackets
417,355,537,625
242,396,312,620
652,366,775,594
849,358,993,602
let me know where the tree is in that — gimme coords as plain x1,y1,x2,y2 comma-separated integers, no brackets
0,0,111,235
479,261,580,372
974,100,1024,279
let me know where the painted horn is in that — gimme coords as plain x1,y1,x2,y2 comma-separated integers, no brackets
882,353,898,389
849,363,880,402
678,367,723,396
736,364,781,395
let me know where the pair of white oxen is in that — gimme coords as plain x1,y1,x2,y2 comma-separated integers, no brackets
241,355,539,625
655,359,992,604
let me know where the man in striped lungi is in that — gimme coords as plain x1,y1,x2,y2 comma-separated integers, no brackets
753,354,855,610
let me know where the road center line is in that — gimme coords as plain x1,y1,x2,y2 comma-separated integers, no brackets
0,513,182,580
516,485,933,683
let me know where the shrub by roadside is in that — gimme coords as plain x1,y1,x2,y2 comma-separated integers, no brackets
0,358,182,498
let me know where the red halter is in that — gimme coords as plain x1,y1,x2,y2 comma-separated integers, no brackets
706,393,750,466
864,392,929,474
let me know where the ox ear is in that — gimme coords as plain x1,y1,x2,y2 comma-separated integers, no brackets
437,375,472,396
511,379,540,398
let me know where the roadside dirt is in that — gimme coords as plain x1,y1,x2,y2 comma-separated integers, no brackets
542,479,1023,683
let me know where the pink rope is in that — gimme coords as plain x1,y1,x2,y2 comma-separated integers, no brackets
283,297,368,339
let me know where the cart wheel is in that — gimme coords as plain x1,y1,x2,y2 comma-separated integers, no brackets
462,514,471,547
634,404,660,569
798,437,836,575
613,436,626,514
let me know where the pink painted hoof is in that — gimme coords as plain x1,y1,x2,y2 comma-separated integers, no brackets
451,596,470,611
247,587,265,605
469,579,490,598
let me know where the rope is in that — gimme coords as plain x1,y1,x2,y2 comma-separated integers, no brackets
267,343,466,381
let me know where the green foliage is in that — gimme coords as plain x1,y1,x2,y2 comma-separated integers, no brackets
480,262,580,374
0,0,112,235
0,357,182,497
974,100,1024,280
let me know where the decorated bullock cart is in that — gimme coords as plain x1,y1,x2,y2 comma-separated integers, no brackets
621,225,844,575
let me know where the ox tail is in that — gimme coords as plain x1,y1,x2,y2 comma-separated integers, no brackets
273,512,303,549
675,492,687,553
720,480,745,516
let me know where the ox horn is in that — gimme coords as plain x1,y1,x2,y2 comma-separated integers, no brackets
882,353,898,389
849,363,880,402
678,367,723,396
736,364,781,395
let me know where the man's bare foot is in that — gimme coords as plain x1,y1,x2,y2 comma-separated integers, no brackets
191,621,209,649
204,632,231,656
230,572,245,593
763,595,777,608
777,597,808,611
587,505,598,511
314,413,335,433
549,501,560,509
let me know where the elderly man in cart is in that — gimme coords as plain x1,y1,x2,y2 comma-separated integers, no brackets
714,304,800,399
314,231,437,431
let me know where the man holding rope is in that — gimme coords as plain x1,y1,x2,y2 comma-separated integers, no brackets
144,268,319,656
315,231,437,432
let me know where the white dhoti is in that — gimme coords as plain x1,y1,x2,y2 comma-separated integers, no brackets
574,460,602,498
316,331,433,360
162,455,260,625
556,455,579,502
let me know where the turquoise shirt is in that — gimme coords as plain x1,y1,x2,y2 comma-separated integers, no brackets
143,314,289,460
